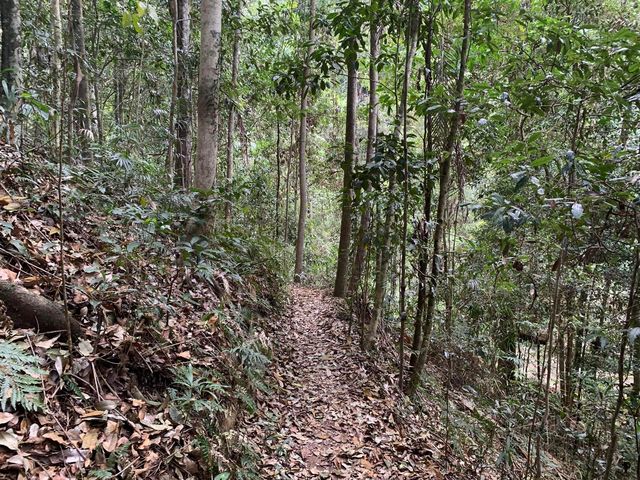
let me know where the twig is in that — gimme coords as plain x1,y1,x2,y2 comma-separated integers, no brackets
57,133,73,355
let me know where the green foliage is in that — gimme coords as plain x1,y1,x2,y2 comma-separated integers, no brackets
169,364,226,422
0,341,45,412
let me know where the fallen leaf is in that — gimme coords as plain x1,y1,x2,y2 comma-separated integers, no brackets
0,430,21,451
0,412,16,425
77,340,93,356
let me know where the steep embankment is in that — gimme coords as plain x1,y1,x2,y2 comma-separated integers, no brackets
0,144,284,479
239,287,491,479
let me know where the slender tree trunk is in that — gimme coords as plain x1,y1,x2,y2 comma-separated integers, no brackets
284,119,294,244
410,15,436,369
363,0,420,351
0,0,21,145
170,0,193,188
195,0,223,190
50,0,63,155
294,0,316,281
398,0,420,389
334,45,358,297
225,0,243,219
604,247,640,480
348,1,380,297
275,113,282,240
166,0,179,181
70,0,93,161
114,60,125,126
362,181,395,350
407,0,472,396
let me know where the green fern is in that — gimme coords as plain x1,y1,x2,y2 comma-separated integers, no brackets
0,341,45,412
87,469,113,479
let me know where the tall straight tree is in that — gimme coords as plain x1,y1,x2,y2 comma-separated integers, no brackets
407,0,472,396
410,7,437,371
170,0,192,188
225,0,243,221
0,0,21,144
195,0,223,190
334,18,359,297
398,0,421,389
349,0,380,297
294,0,316,281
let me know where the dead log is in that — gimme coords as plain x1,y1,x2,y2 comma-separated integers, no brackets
0,280,84,339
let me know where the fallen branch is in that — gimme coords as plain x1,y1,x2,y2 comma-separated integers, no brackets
0,279,84,340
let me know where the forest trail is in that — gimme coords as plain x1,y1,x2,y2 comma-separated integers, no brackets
240,286,478,479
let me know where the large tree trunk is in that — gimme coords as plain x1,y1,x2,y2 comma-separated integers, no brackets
195,0,223,190
170,0,193,188
407,0,472,396
0,280,84,340
224,0,243,220
348,2,380,297
333,46,358,297
0,0,22,145
294,0,316,281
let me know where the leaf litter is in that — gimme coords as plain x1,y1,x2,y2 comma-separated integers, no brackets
240,286,497,479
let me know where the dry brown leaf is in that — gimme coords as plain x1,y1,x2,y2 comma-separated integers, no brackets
0,430,21,451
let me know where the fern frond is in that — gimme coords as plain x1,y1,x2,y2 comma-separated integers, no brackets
0,341,45,412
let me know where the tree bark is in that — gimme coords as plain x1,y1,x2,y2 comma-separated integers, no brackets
70,0,93,161
195,0,223,190
50,0,63,155
294,0,316,281
348,0,380,298
0,0,22,144
225,0,243,220
170,0,193,188
334,46,358,297
410,15,436,367
0,280,84,340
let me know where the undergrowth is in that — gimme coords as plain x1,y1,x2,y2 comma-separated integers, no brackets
0,147,287,478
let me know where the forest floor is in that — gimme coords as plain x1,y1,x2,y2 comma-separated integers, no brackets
239,286,494,479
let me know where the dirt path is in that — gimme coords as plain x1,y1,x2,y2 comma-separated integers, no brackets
240,286,448,479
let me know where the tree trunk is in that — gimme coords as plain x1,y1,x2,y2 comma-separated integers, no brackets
50,0,63,155
362,181,395,351
294,0,316,281
363,0,420,351
604,247,640,480
171,0,193,188
195,0,223,190
0,0,22,145
284,119,294,244
398,0,421,389
410,13,435,369
70,0,93,161
407,0,472,396
348,1,380,297
275,113,282,240
334,47,358,297
0,280,84,340
225,0,243,219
